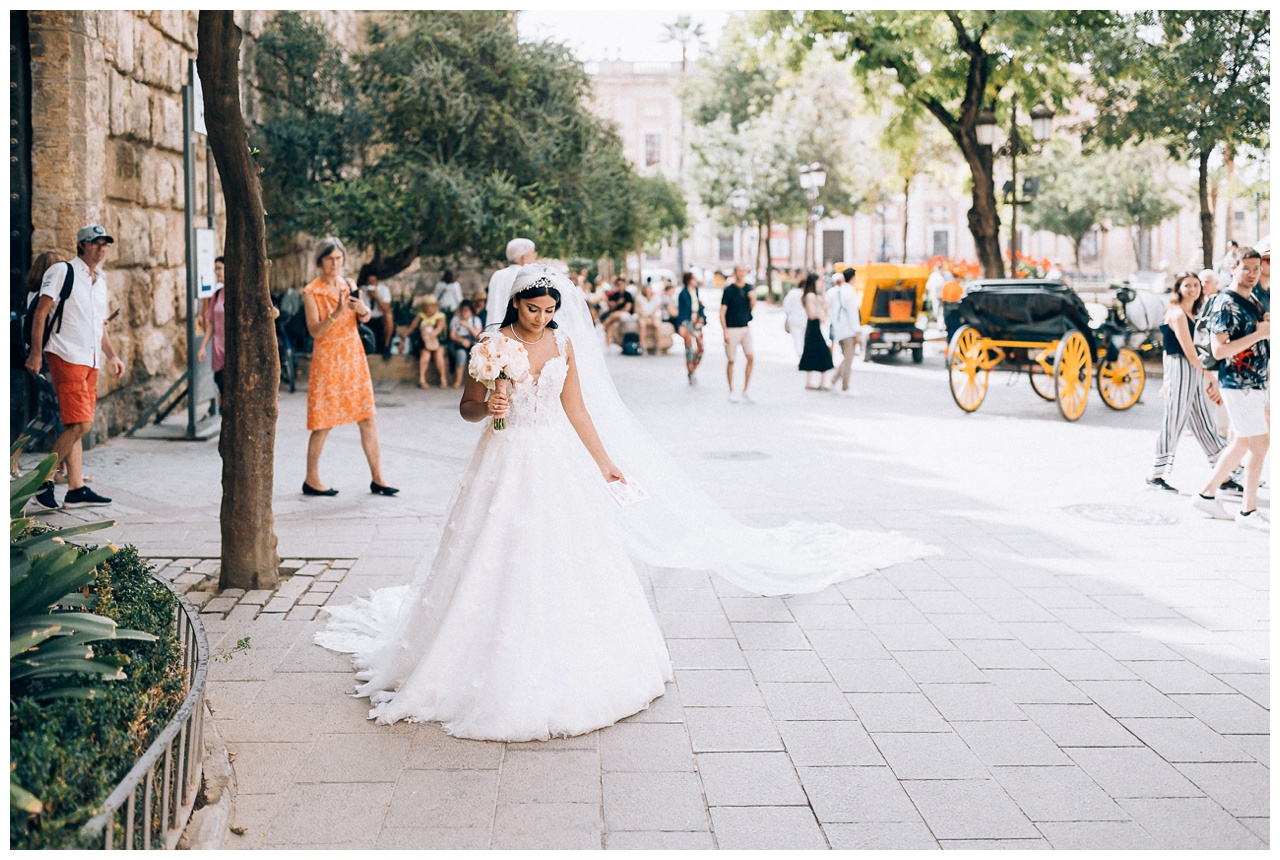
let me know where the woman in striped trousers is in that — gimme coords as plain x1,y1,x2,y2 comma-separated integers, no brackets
1147,272,1227,491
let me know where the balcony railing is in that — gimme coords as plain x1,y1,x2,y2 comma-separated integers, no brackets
79,580,210,850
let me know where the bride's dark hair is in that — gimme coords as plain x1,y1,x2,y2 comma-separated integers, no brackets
498,283,562,330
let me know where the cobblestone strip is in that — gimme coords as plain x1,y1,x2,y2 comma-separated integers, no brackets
146,556,356,623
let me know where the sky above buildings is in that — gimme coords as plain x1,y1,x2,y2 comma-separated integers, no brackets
517,10,729,64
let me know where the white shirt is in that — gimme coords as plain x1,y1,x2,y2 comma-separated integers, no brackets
434,280,463,313
637,293,663,318
825,284,860,342
782,288,808,355
486,265,521,326
363,282,392,319
39,256,109,368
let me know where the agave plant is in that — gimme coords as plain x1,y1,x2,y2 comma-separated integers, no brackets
10,441,156,813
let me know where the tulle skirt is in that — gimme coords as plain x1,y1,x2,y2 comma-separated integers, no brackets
316,421,672,741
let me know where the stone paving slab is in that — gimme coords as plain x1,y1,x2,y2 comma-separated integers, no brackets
29,305,1268,849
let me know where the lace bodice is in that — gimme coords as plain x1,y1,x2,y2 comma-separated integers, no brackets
504,329,569,430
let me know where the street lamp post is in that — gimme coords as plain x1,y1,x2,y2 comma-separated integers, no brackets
976,99,1054,271
798,162,826,271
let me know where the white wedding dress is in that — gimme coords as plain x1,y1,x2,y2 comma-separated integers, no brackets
316,328,672,741
318,264,936,742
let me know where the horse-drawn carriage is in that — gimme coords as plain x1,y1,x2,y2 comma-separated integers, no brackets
947,280,1150,421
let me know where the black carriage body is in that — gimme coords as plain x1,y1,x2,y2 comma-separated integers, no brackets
958,280,1096,354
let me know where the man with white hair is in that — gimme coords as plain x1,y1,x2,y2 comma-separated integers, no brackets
485,238,537,326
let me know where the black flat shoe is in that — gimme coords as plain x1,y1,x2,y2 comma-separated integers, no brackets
370,481,400,496
302,482,338,496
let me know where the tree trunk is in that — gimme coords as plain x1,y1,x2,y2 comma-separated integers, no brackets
763,216,774,296
1198,149,1214,269
198,12,281,591
900,177,911,264
1223,142,1235,245
961,137,1004,278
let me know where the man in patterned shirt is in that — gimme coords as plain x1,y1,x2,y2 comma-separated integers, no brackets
1192,248,1269,528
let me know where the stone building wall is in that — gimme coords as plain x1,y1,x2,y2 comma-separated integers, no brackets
22,10,363,441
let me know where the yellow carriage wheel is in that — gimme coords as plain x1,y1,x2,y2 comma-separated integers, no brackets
1053,330,1092,422
948,325,989,412
1028,366,1056,400
1097,347,1145,410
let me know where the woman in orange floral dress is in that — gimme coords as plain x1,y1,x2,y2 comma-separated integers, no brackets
301,237,398,497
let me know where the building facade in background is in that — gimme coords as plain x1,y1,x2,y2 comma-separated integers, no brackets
586,58,1268,282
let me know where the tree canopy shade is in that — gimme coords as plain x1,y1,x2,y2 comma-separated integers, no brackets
766,10,1082,278
1073,10,1270,268
252,10,683,279
684,16,869,284
1022,141,1107,271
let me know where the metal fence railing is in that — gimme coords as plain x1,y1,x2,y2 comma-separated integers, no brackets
79,580,210,850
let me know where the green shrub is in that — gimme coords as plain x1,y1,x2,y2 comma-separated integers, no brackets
9,546,188,850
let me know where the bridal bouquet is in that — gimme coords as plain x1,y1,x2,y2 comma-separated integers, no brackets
469,335,530,431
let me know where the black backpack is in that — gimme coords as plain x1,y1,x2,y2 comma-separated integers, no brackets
22,262,76,357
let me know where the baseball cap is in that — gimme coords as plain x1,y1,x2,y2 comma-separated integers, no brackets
77,224,115,245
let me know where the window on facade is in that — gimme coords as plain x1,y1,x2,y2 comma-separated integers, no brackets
645,134,661,167
822,231,845,267
931,230,950,258
718,235,734,260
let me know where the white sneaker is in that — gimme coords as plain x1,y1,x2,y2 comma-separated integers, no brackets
741,391,755,404
728,391,741,403
1191,495,1233,520
1235,509,1269,529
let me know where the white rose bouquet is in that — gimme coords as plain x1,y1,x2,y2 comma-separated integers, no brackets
468,335,530,431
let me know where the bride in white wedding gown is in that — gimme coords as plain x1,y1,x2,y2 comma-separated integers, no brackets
317,264,934,741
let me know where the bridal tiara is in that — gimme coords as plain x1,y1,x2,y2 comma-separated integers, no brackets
513,272,558,296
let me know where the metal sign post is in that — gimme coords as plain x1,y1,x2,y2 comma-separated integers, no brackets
126,59,218,440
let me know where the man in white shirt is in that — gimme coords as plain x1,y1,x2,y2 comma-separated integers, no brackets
826,267,861,393
485,238,537,326
434,269,463,315
24,224,126,510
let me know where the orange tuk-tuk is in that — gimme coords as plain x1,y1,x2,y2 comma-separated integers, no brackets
853,263,930,363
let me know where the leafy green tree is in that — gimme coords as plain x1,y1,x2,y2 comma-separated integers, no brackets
1078,10,1269,267
252,11,370,256
1099,143,1183,271
685,20,867,285
767,10,1082,278
1022,141,1108,270
253,11,674,278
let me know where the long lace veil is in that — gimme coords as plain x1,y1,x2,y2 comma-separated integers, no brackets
524,264,935,596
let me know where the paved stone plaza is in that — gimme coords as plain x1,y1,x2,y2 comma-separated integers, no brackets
37,304,1269,849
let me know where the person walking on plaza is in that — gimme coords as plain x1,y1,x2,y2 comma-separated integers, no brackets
1146,272,1226,492
23,224,125,510
1192,248,1269,527
721,264,756,403
362,274,394,357
941,277,965,351
301,237,398,497
197,256,227,395
827,267,860,394
675,271,707,384
485,238,537,326
782,278,808,357
797,272,834,389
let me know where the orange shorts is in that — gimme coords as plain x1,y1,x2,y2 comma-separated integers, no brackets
46,353,98,426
